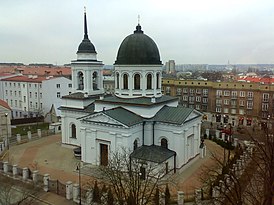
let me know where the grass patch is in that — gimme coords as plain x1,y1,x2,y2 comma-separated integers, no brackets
12,123,49,136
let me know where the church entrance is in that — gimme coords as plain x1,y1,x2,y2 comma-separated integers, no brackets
100,144,108,166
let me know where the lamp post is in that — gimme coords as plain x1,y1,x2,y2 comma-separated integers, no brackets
5,113,9,150
76,163,81,205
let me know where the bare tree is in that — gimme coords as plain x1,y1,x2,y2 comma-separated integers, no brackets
99,147,165,205
201,126,274,205
0,174,39,205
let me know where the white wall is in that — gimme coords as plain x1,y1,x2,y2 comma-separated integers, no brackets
42,77,72,115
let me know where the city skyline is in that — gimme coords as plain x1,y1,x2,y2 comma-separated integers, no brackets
1,0,274,65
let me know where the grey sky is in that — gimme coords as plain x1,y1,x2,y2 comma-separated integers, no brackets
1,0,274,65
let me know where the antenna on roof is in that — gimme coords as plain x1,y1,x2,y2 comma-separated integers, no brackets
83,6,88,39
138,15,140,25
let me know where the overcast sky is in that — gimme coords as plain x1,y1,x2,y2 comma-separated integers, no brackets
1,0,274,65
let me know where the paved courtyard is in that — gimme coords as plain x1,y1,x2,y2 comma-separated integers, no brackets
2,134,223,200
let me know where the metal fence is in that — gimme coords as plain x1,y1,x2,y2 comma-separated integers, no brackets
57,180,66,197
49,179,58,193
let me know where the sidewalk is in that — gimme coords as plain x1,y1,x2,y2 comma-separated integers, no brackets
3,134,223,199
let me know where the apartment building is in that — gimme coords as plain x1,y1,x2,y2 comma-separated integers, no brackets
0,75,72,118
162,79,273,127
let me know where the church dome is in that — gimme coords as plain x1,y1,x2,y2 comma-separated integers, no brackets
115,24,162,65
77,38,97,54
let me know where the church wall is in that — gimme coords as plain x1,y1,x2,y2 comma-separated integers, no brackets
61,110,88,146
79,121,143,165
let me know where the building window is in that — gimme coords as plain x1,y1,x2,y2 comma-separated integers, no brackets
23,96,26,102
40,93,42,98
196,104,200,110
262,103,269,111
68,84,72,88
29,84,31,88
30,92,32,98
224,90,230,96
156,73,160,89
10,91,12,96
247,101,253,109
93,72,98,90
196,96,201,102
147,74,152,89
35,102,38,109
239,100,245,106
19,91,21,97
57,92,61,98
183,88,188,93
196,89,201,94
56,84,60,88
161,138,168,149
262,93,269,102
239,91,245,97
116,73,119,89
15,100,17,107
189,89,195,95
15,91,17,96
182,95,188,101
216,99,222,105
203,89,208,96
223,108,229,113
216,107,222,113
5,90,7,96
30,101,32,108
216,90,222,97
176,88,182,96
134,74,141,90
123,74,128,89
202,98,208,103
35,92,37,98
78,71,84,90
224,99,229,105
247,92,253,98
71,124,76,138
133,139,138,150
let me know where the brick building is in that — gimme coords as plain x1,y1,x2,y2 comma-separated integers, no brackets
162,79,274,127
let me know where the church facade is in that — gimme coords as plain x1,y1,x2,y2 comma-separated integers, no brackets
60,12,202,174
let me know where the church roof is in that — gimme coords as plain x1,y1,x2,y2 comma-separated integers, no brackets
103,107,143,127
152,105,196,125
77,11,97,54
130,145,176,163
97,95,178,107
58,103,95,113
62,92,101,100
115,24,161,65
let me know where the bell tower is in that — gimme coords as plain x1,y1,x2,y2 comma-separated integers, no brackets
71,9,104,96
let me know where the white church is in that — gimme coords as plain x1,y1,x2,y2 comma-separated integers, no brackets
60,12,203,174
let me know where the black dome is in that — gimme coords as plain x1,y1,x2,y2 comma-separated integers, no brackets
115,24,162,65
77,37,97,54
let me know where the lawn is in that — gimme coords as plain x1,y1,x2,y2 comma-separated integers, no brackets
11,123,49,136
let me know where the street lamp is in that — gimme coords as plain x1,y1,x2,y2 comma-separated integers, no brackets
76,163,81,205
5,113,9,150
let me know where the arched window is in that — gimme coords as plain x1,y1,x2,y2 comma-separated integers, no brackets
161,138,168,149
156,73,160,89
147,74,152,89
71,124,76,138
78,72,84,90
116,73,119,89
123,74,128,89
93,72,98,90
134,74,141,90
133,139,138,150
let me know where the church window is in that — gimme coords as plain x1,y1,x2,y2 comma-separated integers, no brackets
147,74,152,89
161,138,168,149
71,124,76,138
123,74,128,89
93,72,98,90
133,139,138,150
134,74,141,90
78,72,84,90
156,73,160,89
116,73,119,89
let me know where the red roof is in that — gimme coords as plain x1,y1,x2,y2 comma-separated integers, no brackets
2,75,51,83
0,65,71,76
238,76,274,84
0,99,11,110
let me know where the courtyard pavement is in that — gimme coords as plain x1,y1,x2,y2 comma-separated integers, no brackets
2,134,223,202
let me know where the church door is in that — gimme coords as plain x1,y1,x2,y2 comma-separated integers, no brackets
100,144,108,166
